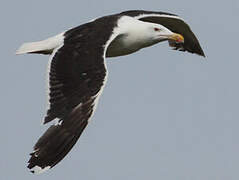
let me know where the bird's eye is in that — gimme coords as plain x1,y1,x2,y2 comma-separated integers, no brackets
154,28,161,31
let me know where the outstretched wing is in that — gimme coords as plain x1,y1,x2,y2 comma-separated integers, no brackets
28,16,120,174
120,10,205,56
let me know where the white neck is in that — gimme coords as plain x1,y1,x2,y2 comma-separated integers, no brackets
107,16,162,57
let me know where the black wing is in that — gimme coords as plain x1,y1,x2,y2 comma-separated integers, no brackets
28,16,119,173
120,10,205,57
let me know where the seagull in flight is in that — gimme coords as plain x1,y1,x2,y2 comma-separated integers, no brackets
16,10,205,174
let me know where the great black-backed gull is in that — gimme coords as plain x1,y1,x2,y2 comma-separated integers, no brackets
16,10,205,174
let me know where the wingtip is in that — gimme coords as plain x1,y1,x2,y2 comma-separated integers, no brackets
27,149,51,174
28,165,51,174
198,49,206,58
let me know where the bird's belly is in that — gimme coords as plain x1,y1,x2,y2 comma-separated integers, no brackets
106,45,139,57
106,40,140,57
106,34,158,58
106,34,143,57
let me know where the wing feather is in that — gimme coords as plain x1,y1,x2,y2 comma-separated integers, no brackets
28,15,120,173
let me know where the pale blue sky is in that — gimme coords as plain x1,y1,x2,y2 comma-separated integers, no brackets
1,0,239,179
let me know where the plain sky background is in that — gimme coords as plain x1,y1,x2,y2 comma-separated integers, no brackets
1,0,239,179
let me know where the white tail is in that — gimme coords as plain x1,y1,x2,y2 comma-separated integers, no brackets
16,32,65,55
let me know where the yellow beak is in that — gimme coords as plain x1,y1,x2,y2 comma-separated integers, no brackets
168,33,184,43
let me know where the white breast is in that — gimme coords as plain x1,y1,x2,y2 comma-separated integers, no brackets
106,34,141,57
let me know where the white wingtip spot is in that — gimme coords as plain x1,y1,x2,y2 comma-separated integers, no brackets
30,165,50,174
54,118,63,126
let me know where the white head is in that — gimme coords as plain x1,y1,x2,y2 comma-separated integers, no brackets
107,16,184,57
116,16,184,50
144,23,184,44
